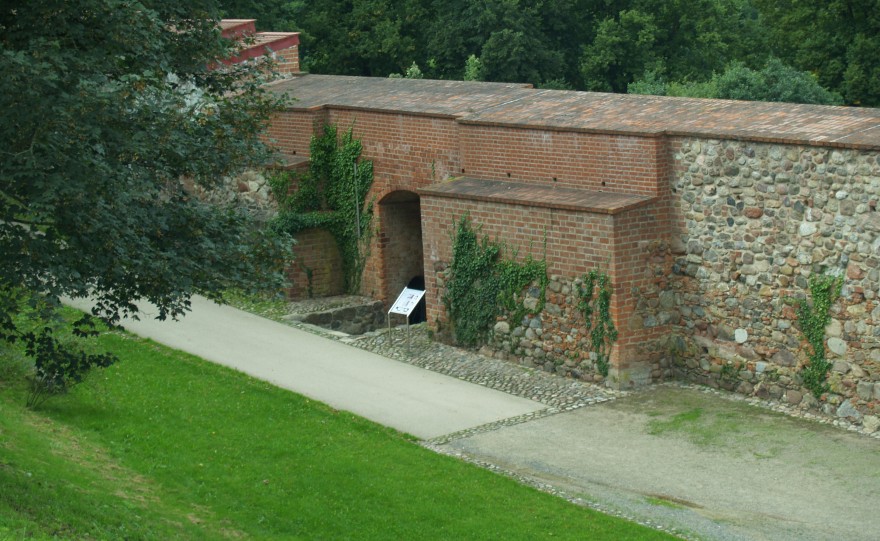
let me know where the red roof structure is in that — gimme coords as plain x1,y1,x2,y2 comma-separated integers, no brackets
219,19,300,74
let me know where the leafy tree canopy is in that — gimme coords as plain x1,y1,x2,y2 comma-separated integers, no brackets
219,0,875,105
629,58,844,105
1,0,293,394
755,0,880,105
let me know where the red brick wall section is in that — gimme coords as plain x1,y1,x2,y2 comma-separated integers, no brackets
286,228,343,299
608,203,673,386
420,195,618,337
275,46,299,74
266,110,328,158
459,125,665,197
605,136,676,385
327,110,461,194
324,109,462,301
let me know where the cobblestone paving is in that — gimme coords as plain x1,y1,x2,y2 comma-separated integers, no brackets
284,321,625,443
280,315,880,442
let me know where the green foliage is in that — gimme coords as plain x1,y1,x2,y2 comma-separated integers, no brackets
463,54,484,81
627,69,671,96
479,27,565,85
1,290,115,409
581,9,661,93
219,0,867,101
443,215,546,347
24,320,115,410
713,59,844,104
577,269,618,377
271,125,374,294
754,0,880,105
389,61,425,79
538,78,575,90
0,0,292,404
793,272,844,399
630,58,844,105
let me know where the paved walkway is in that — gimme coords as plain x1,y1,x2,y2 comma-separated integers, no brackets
65,296,880,541
64,296,543,440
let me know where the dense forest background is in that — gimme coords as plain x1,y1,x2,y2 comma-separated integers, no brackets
220,0,879,106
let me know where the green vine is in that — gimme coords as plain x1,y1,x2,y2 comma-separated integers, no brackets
793,272,843,398
443,215,546,347
576,269,618,377
270,125,374,294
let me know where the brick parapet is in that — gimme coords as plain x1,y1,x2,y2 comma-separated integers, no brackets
268,75,880,151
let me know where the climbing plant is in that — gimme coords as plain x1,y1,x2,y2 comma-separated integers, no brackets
270,125,374,294
443,215,546,347
793,272,844,399
576,269,618,377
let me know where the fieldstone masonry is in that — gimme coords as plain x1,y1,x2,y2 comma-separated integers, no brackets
479,274,676,385
182,170,277,221
669,139,880,421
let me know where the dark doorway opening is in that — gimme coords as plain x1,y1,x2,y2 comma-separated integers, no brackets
406,275,426,323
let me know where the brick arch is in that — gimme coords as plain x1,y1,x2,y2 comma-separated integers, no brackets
378,190,425,317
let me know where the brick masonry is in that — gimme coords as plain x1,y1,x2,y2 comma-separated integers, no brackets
265,74,880,422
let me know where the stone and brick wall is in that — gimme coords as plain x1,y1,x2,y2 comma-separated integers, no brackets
263,75,880,419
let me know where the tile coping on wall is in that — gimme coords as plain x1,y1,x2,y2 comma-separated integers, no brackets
267,74,880,151
418,177,655,215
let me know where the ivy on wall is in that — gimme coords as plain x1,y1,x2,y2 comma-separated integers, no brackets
576,269,618,377
792,272,844,398
270,125,374,294
443,215,547,347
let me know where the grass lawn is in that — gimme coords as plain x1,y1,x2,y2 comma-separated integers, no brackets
0,316,678,540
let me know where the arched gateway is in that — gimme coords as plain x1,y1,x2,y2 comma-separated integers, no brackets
378,190,426,323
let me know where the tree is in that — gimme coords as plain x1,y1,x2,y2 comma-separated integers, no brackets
218,0,300,30
0,0,293,400
580,9,661,92
582,1,768,94
278,0,426,77
754,0,880,105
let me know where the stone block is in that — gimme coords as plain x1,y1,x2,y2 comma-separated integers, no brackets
857,381,874,401
827,338,847,357
864,416,880,434
836,399,862,420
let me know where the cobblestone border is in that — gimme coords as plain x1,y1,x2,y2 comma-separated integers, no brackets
283,316,880,440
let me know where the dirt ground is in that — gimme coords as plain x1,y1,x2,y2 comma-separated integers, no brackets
440,386,880,541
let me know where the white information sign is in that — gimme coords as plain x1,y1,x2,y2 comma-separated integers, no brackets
389,287,426,317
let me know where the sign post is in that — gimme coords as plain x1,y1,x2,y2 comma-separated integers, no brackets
388,287,426,350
